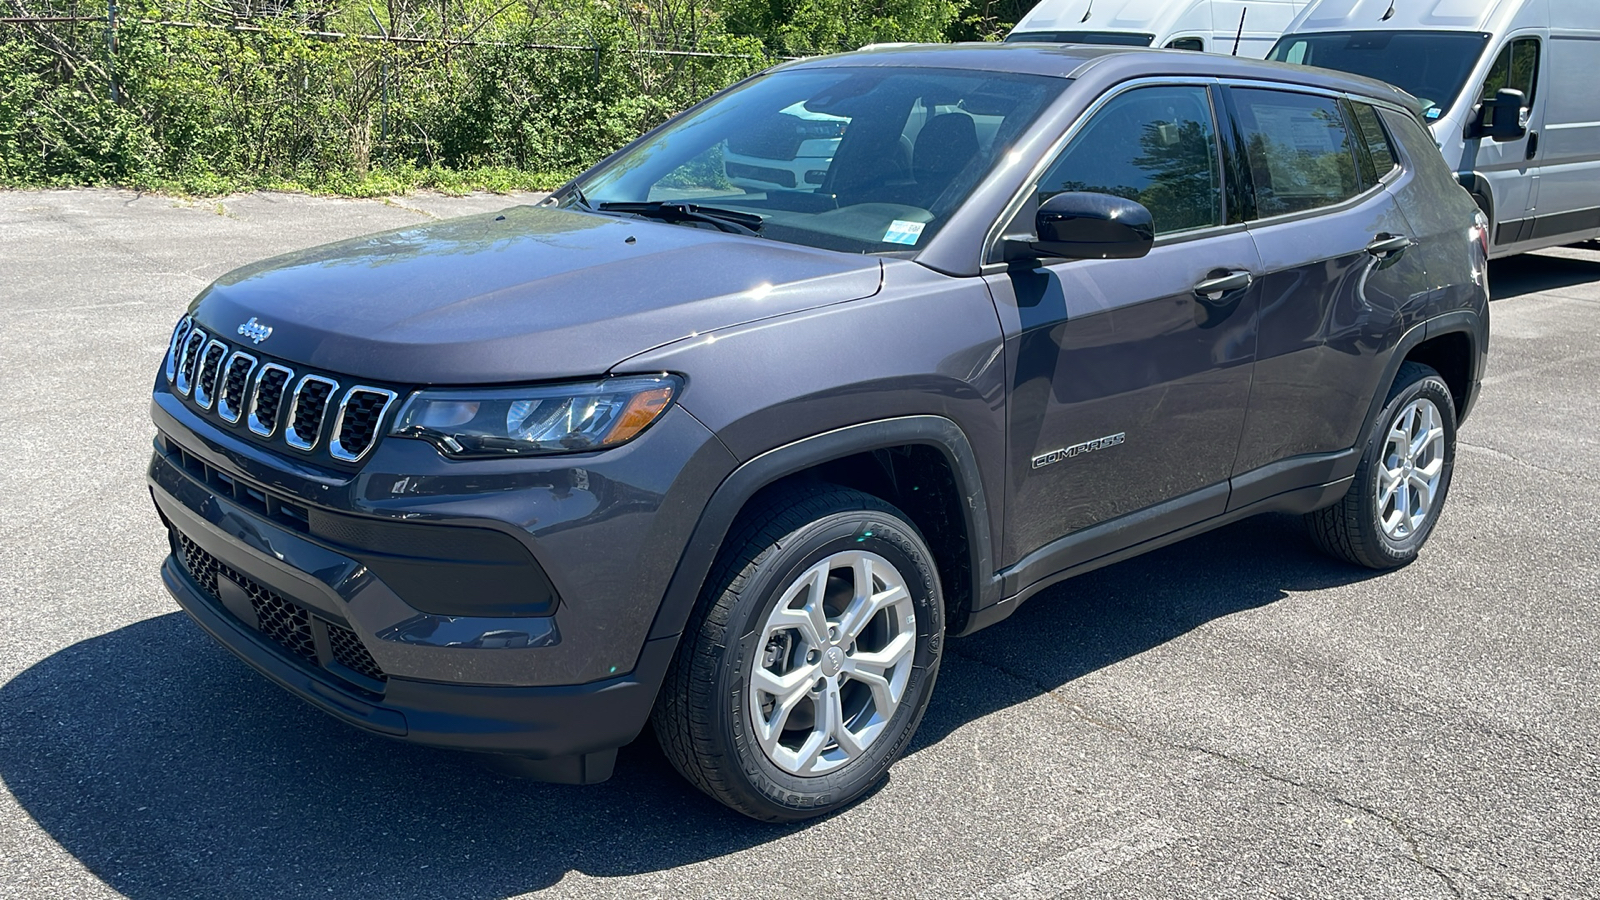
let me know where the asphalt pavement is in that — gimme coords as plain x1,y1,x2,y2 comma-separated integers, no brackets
2,189,1597,899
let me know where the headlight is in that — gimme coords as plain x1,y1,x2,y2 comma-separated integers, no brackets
389,374,681,458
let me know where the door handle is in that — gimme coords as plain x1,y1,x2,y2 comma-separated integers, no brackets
1365,234,1413,258
1193,270,1253,301
1526,130,1540,161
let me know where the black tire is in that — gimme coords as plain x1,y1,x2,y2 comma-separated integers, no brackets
1306,362,1458,569
652,484,944,821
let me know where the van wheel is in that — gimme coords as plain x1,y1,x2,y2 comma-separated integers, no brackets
1307,362,1457,569
652,485,944,821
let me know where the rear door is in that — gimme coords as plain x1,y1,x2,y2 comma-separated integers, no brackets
1224,85,1430,507
983,82,1262,572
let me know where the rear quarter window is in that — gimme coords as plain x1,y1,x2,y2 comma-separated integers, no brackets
1231,88,1361,218
1350,101,1399,183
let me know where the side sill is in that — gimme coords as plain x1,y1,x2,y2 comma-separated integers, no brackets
955,477,1351,638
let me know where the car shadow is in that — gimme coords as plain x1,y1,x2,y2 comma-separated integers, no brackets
0,514,1379,899
1490,249,1600,301
914,512,1380,750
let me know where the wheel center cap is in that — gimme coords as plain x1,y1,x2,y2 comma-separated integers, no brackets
821,646,845,677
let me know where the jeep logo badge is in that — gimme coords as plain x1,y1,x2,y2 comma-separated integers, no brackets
237,317,273,344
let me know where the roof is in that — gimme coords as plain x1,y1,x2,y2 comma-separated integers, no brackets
776,42,1418,109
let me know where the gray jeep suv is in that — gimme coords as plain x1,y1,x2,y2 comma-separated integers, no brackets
148,43,1489,821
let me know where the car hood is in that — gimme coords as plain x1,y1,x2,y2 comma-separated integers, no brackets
188,204,883,384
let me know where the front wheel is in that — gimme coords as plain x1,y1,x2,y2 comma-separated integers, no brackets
1307,361,1457,569
652,486,944,821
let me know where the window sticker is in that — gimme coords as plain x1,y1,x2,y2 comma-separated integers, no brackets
1425,108,1442,119
883,220,926,246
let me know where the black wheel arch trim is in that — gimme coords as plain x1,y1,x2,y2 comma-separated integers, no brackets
644,415,1001,645
1363,310,1487,437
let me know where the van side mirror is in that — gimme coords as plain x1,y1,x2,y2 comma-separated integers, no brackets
1469,88,1529,142
1012,192,1155,261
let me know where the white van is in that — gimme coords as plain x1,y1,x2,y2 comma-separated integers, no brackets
1269,0,1600,257
1005,0,1311,58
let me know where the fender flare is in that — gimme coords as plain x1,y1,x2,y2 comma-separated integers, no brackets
1361,310,1487,438
644,415,999,644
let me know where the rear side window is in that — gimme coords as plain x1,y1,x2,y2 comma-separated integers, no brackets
1036,85,1223,236
1350,101,1399,183
1230,88,1360,218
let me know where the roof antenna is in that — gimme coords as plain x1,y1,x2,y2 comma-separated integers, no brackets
1380,0,1396,21
1232,6,1247,55
1080,0,1093,23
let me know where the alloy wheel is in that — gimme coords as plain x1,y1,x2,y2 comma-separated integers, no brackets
1376,397,1447,540
747,550,917,776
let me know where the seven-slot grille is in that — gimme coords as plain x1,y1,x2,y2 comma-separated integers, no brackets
165,315,399,464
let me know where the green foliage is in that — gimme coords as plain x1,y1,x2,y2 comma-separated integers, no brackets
945,0,1041,43
0,0,892,195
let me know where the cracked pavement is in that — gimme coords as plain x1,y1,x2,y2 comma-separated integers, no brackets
2,190,1597,899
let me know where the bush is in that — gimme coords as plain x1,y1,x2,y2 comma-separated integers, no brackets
0,0,1031,195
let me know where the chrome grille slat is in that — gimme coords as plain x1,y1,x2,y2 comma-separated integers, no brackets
164,316,193,383
285,375,339,452
192,340,229,409
247,363,294,437
217,351,259,424
174,329,209,396
329,387,398,463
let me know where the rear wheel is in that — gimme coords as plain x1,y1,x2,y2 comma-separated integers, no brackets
652,485,944,821
1307,362,1457,569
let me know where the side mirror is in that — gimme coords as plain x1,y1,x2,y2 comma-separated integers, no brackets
1022,192,1155,261
1469,88,1529,142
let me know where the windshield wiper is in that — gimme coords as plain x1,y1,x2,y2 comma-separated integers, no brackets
596,201,764,237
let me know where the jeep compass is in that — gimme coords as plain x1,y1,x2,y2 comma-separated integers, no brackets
148,43,1489,821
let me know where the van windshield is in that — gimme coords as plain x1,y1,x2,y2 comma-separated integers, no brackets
1268,30,1491,119
1005,30,1155,46
572,67,1065,254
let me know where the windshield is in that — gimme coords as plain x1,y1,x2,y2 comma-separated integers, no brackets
1004,30,1155,46
574,67,1064,254
1268,30,1490,119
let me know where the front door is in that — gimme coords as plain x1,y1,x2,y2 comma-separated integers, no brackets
985,83,1260,573
1464,33,1546,249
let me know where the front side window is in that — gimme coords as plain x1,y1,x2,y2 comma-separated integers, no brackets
1267,30,1490,120
1231,88,1360,218
576,67,1064,254
1035,85,1223,236
1478,36,1540,130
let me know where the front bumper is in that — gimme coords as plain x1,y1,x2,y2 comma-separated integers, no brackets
145,382,734,776
161,553,673,779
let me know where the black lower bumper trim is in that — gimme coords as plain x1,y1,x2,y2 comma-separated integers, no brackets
163,558,675,760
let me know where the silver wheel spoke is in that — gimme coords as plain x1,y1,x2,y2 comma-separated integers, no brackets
825,680,868,758
836,555,910,641
752,666,816,747
846,630,914,711
1378,466,1403,509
